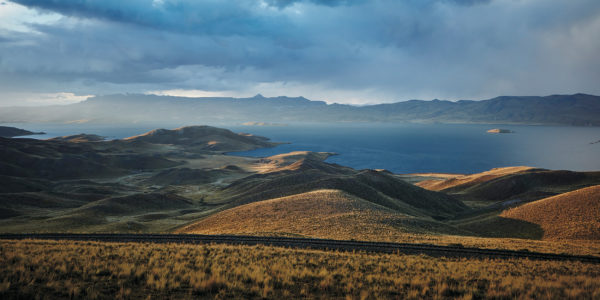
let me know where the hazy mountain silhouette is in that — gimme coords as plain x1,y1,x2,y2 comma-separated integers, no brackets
1,93,598,126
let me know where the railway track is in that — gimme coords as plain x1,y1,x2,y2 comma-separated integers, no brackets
1,233,599,263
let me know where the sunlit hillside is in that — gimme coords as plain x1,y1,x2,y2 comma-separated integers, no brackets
178,189,469,238
415,166,536,191
501,185,600,241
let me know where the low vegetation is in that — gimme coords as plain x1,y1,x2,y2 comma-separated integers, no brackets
178,189,470,237
1,239,600,299
417,167,600,205
415,166,535,192
501,185,600,241
179,189,600,256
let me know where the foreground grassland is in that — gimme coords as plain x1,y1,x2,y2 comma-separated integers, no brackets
1,240,600,299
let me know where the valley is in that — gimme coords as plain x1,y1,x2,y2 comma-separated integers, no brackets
1,125,599,254
1,124,600,299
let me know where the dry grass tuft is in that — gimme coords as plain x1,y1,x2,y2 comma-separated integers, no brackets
1,239,600,299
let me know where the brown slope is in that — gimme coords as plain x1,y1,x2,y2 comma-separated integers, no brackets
417,166,600,204
177,189,469,239
252,151,336,173
416,166,536,191
500,185,600,241
215,157,468,219
456,170,600,203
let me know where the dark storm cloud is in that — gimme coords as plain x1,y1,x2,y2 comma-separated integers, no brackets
1,0,599,104
264,0,363,8
10,0,296,37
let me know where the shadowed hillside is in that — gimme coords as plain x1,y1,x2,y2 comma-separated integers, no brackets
30,193,195,232
0,136,177,180
501,185,600,241
0,126,44,138
123,126,277,152
0,126,277,233
50,134,105,143
145,168,245,186
0,126,275,181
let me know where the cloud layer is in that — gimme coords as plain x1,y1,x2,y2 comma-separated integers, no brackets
0,0,599,105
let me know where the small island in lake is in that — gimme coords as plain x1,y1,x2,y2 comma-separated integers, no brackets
487,128,514,134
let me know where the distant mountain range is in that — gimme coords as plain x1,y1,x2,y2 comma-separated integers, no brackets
1,93,599,126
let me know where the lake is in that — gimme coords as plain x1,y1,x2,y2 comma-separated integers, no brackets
230,123,600,174
5,122,600,174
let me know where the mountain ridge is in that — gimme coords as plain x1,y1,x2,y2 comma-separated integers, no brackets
1,93,599,126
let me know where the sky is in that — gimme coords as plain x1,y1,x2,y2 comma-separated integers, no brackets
0,0,599,106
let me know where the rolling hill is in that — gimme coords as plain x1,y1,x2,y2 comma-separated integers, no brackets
415,166,537,192
500,185,600,241
0,125,275,182
416,167,600,204
0,136,178,180
408,167,600,241
123,126,277,152
177,189,470,239
0,126,44,138
212,155,468,220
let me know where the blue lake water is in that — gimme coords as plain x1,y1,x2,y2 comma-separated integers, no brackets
5,122,600,174
229,123,600,174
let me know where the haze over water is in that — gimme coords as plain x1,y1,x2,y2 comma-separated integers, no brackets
9,122,599,174
231,123,600,174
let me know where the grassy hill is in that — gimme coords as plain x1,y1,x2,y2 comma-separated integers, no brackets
213,156,467,220
123,126,277,152
417,167,600,205
501,185,600,241
0,126,43,138
0,136,178,180
416,166,536,191
178,189,469,238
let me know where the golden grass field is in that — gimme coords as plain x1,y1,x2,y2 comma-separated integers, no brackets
501,185,600,241
1,239,600,299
